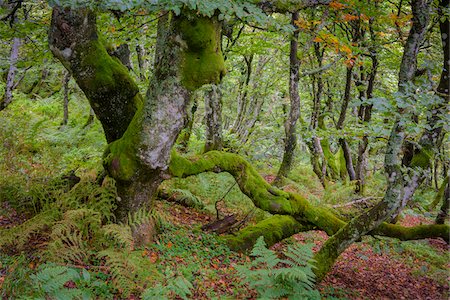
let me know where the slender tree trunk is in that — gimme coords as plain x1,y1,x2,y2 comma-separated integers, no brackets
110,43,132,70
61,71,71,126
436,176,449,224
355,48,377,193
237,55,271,143
177,98,197,153
84,107,95,128
0,37,21,111
336,66,356,181
136,44,147,81
204,84,223,152
275,12,301,183
313,0,432,281
231,55,253,133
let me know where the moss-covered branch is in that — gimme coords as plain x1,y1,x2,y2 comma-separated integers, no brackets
224,215,312,251
170,151,449,251
49,7,142,143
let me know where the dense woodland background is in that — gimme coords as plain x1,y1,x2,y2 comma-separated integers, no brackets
0,0,448,299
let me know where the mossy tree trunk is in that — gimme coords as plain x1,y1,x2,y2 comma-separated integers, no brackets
136,43,147,81
355,40,377,193
0,37,21,111
49,7,225,227
275,12,301,184
177,97,198,153
435,176,449,224
169,150,449,247
204,84,223,152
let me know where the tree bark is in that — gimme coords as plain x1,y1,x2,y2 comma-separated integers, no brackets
390,0,449,221
355,46,378,193
204,84,223,152
0,37,21,111
177,98,197,153
231,54,253,133
49,7,141,143
61,71,70,126
275,12,301,183
136,43,147,81
110,43,133,71
435,176,449,224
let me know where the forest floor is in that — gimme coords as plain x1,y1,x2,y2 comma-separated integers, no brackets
154,201,449,300
0,199,448,299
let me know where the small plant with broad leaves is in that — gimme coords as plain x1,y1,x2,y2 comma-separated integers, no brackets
236,236,321,300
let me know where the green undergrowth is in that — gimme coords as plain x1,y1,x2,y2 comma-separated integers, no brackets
364,236,449,286
0,90,105,177
162,171,270,221
148,223,248,298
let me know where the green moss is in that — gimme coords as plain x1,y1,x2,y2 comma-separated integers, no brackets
103,97,144,181
224,215,309,251
410,146,432,169
375,223,449,242
177,16,226,90
321,139,340,180
71,39,141,142
169,151,301,215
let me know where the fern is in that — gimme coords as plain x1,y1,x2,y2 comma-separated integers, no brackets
97,249,158,297
142,269,193,300
169,188,205,209
46,209,101,264
0,209,60,251
100,223,134,250
236,236,321,300
30,264,82,298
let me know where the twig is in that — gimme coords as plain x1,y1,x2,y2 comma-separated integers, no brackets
332,197,381,208
215,181,237,220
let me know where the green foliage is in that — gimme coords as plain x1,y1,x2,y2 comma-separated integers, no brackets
168,188,205,209
323,181,356,205
25,263,114,299
97,250,158,297
28,264,87,300
0,209,60,252
141,268,193,300
236,237,321,299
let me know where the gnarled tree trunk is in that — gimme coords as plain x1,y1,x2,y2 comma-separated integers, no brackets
49,7,225,230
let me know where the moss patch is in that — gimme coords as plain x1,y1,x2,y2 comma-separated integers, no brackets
224,215,309,251
177,16,226,91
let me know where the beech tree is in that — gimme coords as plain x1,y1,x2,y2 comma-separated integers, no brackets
43,0,449,281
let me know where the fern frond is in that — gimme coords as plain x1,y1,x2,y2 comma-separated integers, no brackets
169,188,204,209
237,237,321,299
0,209,60,251
97,249,157,297
101,224,134,250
